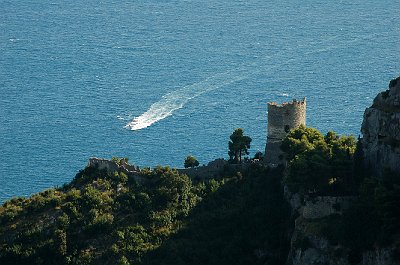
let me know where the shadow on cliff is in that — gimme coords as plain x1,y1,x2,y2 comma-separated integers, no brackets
141,164,292,265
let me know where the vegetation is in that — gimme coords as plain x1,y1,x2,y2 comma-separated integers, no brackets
288,177,398,265
184,155,199,168
0,166,197,265
281,126,400,260
145,165,291,265
112,157,129,166
0,160,290,265
316,169,400,258
281,125,357,195
1,125,399,264
228,128,252,163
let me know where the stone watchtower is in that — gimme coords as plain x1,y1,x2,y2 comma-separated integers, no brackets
265,98,306,166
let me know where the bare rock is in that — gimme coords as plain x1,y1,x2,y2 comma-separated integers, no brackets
361,76,400,176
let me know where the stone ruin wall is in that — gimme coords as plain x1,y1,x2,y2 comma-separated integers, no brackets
177,158,230,180
87,157,142,182
173,158,252,180
88,158,120,172
265,98,306,165
88,157,233,182
87,157,244,183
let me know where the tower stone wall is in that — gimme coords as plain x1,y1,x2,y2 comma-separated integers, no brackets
265,98,306,166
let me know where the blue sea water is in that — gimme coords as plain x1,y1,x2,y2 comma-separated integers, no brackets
1,0,399,203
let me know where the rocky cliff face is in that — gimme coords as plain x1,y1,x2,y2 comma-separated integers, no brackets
285,77,400,265
361,76,400,176
285,189,400,265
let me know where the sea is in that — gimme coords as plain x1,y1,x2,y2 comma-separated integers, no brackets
1,0,399,203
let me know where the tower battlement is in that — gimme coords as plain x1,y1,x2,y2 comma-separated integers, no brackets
265,98,306,166
268,98,306,108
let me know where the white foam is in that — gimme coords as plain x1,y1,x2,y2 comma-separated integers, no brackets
125,70,247,130
125,33,377,131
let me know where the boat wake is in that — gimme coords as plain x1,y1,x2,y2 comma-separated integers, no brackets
125,71,247,130
124,32,379,131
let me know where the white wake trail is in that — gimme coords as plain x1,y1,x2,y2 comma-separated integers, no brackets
125,70,247,130
125,32,378,131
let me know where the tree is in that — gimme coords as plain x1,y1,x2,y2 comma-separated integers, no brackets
228,128,252,163
281,125,325,161
281,126,357,195
184,155,199,168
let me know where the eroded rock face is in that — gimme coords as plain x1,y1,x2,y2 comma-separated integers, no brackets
288,217,349,265
362,247,400,265
361,76,400,176
285,78,400,264
287,216,400,265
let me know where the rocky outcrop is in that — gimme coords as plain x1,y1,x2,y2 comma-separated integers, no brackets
361,76,400,176
288,214,400,265
289,217,350,265
287,210,400,265
284,187,354,220
285,76,400,264
284,187,399,265
302,196,354,219
362,247,400,265
284,189,354,265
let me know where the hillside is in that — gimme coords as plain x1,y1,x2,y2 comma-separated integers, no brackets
0,161,290,265
1,76,400,265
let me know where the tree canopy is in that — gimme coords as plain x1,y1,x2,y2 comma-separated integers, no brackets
228,128,252,163
0,159,290,265
184,155,199,168
281,125,357,195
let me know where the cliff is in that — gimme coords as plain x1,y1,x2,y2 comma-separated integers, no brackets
1,77,400,265
285,76,400,265
285,189,400,265
361,76,400,176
